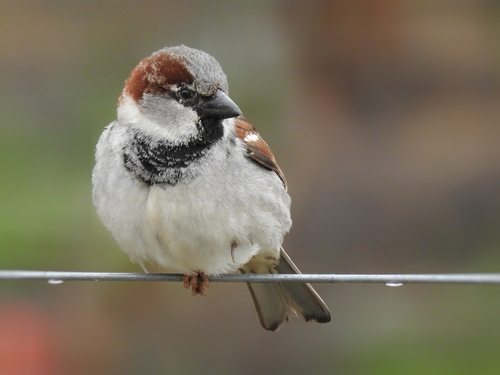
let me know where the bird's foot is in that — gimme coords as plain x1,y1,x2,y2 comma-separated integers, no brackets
183,272,210,296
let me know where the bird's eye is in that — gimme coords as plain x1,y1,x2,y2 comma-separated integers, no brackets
178,88,194,100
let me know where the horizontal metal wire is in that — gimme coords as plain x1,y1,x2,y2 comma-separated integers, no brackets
0,270,500,284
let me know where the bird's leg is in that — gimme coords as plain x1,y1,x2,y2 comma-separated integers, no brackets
199,272,210,295
183,272,210,296
230,240,239,263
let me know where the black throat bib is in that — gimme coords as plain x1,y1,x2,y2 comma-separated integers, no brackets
123,118,224,185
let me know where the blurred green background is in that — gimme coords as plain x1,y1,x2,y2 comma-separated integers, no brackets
1,1,500,374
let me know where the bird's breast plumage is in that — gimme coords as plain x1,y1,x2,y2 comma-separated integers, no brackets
92,118,291,275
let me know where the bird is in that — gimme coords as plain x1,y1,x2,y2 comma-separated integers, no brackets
92,45,331,331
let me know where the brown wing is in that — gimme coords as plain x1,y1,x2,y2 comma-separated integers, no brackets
234,116,287,190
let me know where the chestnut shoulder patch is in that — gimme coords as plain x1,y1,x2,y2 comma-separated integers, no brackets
234,117,287,190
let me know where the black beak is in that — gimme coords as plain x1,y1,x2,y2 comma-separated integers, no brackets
197,90,242,120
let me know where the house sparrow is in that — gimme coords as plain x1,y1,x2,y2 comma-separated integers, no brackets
92,45,331,331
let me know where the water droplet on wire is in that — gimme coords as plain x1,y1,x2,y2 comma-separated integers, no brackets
47,279,64,285
385,282,403,287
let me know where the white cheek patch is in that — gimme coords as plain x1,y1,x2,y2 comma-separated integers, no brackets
244,133,259,143
117,95,144,123
117,94,200,143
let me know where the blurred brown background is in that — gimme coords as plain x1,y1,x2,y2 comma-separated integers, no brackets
1,1,500,374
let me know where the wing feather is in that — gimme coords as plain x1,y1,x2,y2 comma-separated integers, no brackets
234,117,287,190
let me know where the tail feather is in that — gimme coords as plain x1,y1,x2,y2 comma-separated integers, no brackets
240,248,331,331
